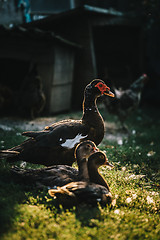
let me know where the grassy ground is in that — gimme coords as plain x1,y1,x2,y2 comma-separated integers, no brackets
0,106,160,240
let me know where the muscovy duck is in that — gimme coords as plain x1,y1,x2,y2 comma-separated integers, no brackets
0,79,114,166
48,151,113,207
104,74,148,130
10,141,98,189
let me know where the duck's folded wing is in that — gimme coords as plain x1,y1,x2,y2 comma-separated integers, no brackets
22,131,49,138
22,121,88,149
11,165,79,186
22,119,82,138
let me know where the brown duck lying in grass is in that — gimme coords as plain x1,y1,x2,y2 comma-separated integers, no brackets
11,141,99,189
0,79,114,166
48,151,114,207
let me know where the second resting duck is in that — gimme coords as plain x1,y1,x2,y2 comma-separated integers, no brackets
10,141,98,189
0,79,114,166
48,151,113,207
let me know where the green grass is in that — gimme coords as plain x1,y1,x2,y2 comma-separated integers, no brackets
0,106,160,240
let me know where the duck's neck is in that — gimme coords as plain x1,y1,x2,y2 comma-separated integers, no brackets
82,93,105,146
77,158,89,182
88,162,110,191
82,93,103,126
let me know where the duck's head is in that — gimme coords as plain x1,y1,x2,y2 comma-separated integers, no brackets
85,79,115,98
74,140,99,161
88,151,114,168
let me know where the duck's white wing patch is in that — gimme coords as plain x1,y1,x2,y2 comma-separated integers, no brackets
61,134,87,149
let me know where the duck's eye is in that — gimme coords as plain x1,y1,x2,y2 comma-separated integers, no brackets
100,155,104,159
99,84,103,88
86,144,91,148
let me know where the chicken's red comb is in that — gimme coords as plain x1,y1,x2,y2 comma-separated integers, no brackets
142,74,147,78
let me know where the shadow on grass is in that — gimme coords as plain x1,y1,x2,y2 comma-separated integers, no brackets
0,161,27,236
24,185,107,226
0,161,108,238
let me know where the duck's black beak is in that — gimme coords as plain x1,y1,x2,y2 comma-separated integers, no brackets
104,160,114,168
104,90,115,97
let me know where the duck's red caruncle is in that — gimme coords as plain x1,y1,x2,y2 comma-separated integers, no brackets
95,82,110,95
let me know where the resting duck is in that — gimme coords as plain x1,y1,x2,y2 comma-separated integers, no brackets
11,141,98,189
87,151,114,192
0,79,114,166
48,151,113,207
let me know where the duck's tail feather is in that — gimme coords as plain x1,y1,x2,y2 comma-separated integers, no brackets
10,166,24,174
0,150,19,159
10,166,32,182
22,131,49,138
10,166,33,176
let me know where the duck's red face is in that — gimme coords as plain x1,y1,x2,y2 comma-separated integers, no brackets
95,81,115,97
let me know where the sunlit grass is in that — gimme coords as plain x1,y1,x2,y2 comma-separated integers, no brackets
0,106,160,239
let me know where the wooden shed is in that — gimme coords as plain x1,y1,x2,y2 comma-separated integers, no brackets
0,26,78,115
24,5,144,109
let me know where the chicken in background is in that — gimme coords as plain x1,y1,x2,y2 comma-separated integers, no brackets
16,65,46,119
0,84,14,116
103,74,148,131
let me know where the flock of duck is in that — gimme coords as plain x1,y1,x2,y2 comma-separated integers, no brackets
0,79,115,207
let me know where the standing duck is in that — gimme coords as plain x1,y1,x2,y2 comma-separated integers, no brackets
10,141,98,189
0,79,114,166
48,151,113,207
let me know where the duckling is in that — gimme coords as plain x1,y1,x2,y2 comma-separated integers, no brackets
48,151,113,207
0,79,114,166
87,151,114,192
11,140,98,189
